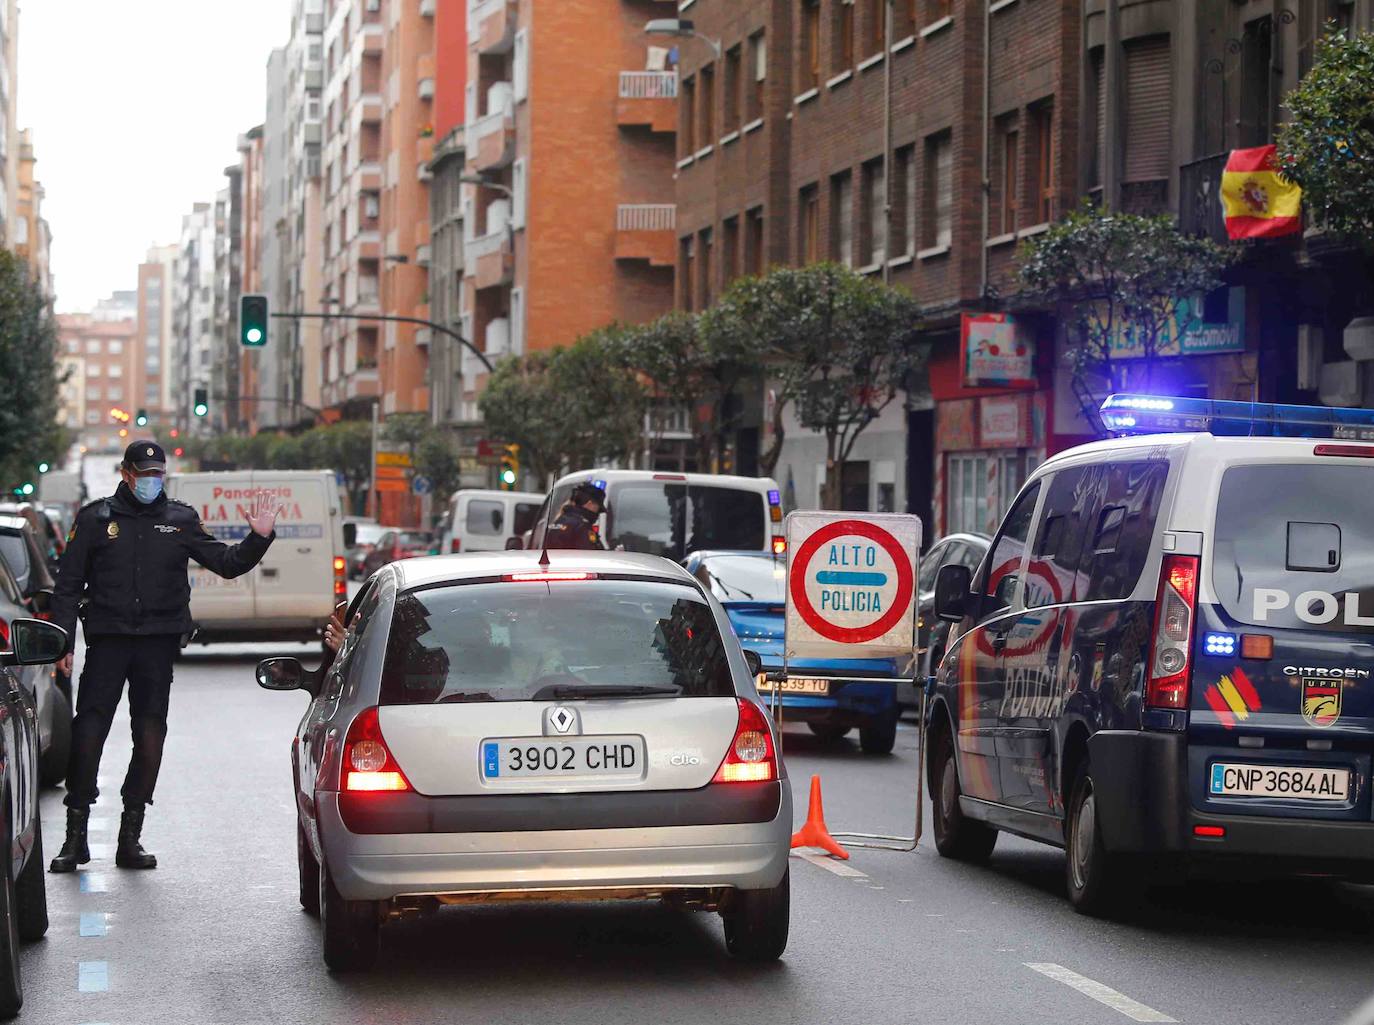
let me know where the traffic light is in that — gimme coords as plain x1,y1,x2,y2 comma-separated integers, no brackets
193,388,209,418
499,444,520,491
135,409,149,427
37,462,49,474
241,294,269,347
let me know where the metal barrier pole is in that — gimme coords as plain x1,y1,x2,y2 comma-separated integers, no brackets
829,677,926,853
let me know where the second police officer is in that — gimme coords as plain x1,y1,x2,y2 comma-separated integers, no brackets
543,483,607,550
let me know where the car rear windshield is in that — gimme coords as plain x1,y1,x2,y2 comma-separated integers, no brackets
379,579,736,704
1213,463,1374,633
608,484,765,561
0,534,29,588
698,556,786,604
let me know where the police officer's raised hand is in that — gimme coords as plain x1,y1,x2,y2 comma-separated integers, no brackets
245,490,282,538
57,653,73,676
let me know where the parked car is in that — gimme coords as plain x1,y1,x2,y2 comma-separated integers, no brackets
897,532,991,710
0,504,63,572
438,489,544,554
683,549,907,754
258,550,791,972
0,515,72,786
522,471,786,561
360,529,436,576
0,617,63,1016
346,523,388,580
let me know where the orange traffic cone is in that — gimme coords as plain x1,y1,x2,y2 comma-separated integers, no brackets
790,774,849,860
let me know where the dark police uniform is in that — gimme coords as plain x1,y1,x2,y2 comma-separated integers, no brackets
50,444,274,814
543,485,606,551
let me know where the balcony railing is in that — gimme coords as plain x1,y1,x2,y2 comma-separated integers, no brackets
1179,153,1231,245
466,231,508,260
616,204,677,231
619,71,678,100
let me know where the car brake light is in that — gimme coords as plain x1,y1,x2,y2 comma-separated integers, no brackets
341,707,412,793
332,556,346,597
0,619,10,649
1148,554,1199,709
1314,444,1374,458
771,536,787,555
713,698,778,784
503,571,595,582
451,539,461,553
1194,825,1225,838
653,474,687,481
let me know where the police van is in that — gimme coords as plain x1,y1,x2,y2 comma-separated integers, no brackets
167,470,349,648
929,395,1374,914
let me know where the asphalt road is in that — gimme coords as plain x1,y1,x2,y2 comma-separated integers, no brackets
15,642,1374,1025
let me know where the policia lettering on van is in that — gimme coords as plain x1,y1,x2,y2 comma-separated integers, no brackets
927,395,1374,916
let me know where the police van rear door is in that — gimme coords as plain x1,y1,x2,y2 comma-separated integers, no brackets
1195,455,1374,819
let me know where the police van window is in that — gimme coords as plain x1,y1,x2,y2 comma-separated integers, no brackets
466,500,504,536
1079,461,1168,602
607,484,765,561
1025,466,1094,609
513,502,541,537
1214,464,1374,632
980,482,1040,620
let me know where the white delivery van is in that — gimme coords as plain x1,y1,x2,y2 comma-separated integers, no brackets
438,489,544,554
167,470,349,646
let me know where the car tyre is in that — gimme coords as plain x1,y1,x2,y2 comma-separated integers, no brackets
14,819,46,942
298,822,320,918
930,724,997,862
1065,760,1134,916
0,820,22,1020
805,724,850,742
722,867,789,962
319,858,378,973
38,688,72,788
859,718,898,755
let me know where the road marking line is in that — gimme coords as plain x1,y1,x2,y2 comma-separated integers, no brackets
790,849,868,878
87,844,113,860
1024,963,1177,1023
77,961,108,993
78,873,108,894
79,913,108,937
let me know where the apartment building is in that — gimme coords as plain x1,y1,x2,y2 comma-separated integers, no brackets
0,0,17,248
214,182,244,432
173,203,217,433
56,314,138,454
237,126,267,431
135,245,178,429
12,128,51,298
458,0,677,419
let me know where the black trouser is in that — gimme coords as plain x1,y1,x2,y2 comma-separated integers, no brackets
64,634,180,811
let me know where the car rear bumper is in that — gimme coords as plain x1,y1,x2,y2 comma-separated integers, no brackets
1089,730,1374,870
316,783,793,902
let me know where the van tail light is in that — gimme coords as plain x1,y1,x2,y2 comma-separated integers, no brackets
0,619,10,649
450,539,461,553
332,556,347,597
1148,554,1199,709
771,536,787,556
341,707,412,793
712,699,778,784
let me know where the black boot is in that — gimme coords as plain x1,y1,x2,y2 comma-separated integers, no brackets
115,808,157,870
49,807,91,873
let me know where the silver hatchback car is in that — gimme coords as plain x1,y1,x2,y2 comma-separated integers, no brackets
258,550,792,972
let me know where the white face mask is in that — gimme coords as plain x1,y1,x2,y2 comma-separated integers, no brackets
131,475,164,504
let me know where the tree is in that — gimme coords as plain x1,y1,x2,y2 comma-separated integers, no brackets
1277,28,1374,242
414,431,464,505
1019,207,1232,433
0,251,63,489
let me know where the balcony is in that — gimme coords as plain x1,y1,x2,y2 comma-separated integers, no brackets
420,0,435,15
617,72,678,134
360,95,383,126
615,204,676,267
1179,154,1230,245
466,230,514,290
467,107,516,171
472,0,516,55
418,77,435,101
416,244,432,267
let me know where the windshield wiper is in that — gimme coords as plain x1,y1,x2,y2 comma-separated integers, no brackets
437,691,498,703
532,683,682,701
707,570,754,600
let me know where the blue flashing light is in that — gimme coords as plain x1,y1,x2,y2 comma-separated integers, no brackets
1203,632,1237,656
592,479,607,492
1100,393,1374,441
767,489,781,506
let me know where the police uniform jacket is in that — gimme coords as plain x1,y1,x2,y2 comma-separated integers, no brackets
543,503,605,551
50,482,275,647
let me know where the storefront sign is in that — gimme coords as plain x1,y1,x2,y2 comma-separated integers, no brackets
979,396,1027,448
1107,290,1246,358
963,313,1036,388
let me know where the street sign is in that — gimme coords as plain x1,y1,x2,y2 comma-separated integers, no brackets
475,439,507,467
412,474,433,496
376,451,413,468
784,512,921,661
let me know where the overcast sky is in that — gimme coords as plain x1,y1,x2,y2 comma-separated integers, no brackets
19,0,289,313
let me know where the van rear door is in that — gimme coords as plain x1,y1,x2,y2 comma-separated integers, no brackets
175,474,255,622
253,472,335,623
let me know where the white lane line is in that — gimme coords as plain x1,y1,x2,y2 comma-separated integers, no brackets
79,912,108,937
77,961,109,993
790,849,868,878
78,873,108,894
87,844,113,861
1024,963,1177,1023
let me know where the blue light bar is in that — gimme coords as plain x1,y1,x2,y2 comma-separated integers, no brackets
1203,632,1236,656
767,489,781,506
592,479,607,492
1100,394,1374,441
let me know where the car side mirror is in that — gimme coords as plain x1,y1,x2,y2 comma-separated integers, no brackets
257,656,305,692
934,564,974,624
343,523,358,548
742,649,763,679
4,619,68,666
505,536,524,551
29,588,52,615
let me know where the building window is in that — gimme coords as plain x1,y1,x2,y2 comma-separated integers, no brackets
861,158,886,266
109,386,123,401
924,0,951,27
146,385,160,404
85,340,101,355
1029,101,1054,225
923,130,952,249
1123,36,1172,186
88,387,102,401
801,0,821,91
87,363,103,377
722,216,740,286
680,236,696,311
109,340,124,355
512,158,527,228
513,29,529,103
1239,18,1273,146
698,228,715,309
746,207,766,275
108,365,123,378
85,411,99,425
65,339,79,354
830,171,854,267
834,0,856,73
892,145,916,257
1088,47,1106,193
866,0,886,55
699,62,716,148
996,116,1019,236
799,185,821,263
681,76,697,156
748,32,767,122
724,46,742,134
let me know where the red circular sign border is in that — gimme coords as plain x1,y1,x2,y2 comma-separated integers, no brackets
790,520,915,644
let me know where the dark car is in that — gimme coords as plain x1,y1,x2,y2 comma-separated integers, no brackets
346,523,387,580
0,516,72,786
360,529,436,576
908,533,991,702
0,504,63,574
684,549,906,754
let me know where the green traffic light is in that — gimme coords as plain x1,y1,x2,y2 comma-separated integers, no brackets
21,483,33,496
500,469,517,485
37,462,49,474
194,403,209,418
246,327,263,344
241,294,269,347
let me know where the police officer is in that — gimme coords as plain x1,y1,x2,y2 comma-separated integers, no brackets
47,441,280,873
543,482,606,550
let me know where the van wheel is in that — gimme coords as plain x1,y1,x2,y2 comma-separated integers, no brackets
1065,760,1134,916
860,718,897,755
319,859,378,972
806,724,850,742
298,822,320,918
722,868,789,962
39,688,71,788
14,819,47,942
930,725,997,862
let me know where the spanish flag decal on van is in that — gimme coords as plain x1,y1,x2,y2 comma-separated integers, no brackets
1204,667,1262,729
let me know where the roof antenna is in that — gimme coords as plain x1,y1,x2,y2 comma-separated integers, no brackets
538,546,551,570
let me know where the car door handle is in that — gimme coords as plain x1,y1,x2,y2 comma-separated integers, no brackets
296,547,312,554
261,567,279,579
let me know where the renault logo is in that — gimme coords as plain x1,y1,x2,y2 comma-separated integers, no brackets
546,706,578,735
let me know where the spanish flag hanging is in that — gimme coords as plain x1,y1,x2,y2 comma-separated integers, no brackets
1221,144,1302,240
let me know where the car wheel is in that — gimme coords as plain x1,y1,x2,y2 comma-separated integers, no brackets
722,867,789,962
805,724,850,742
1065,760,1135,916
298,822,320,918
0,820,22,1019
859,718,898,755
38,688,72,788
930,724,997,862
319,858,378,973
14,819,46,942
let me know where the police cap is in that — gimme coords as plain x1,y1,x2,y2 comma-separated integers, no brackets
571,482,606,509
123,440,167,473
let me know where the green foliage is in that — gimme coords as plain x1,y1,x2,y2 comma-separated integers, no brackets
415,431,464,502
1277,28,1374,240
0,251,62,489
